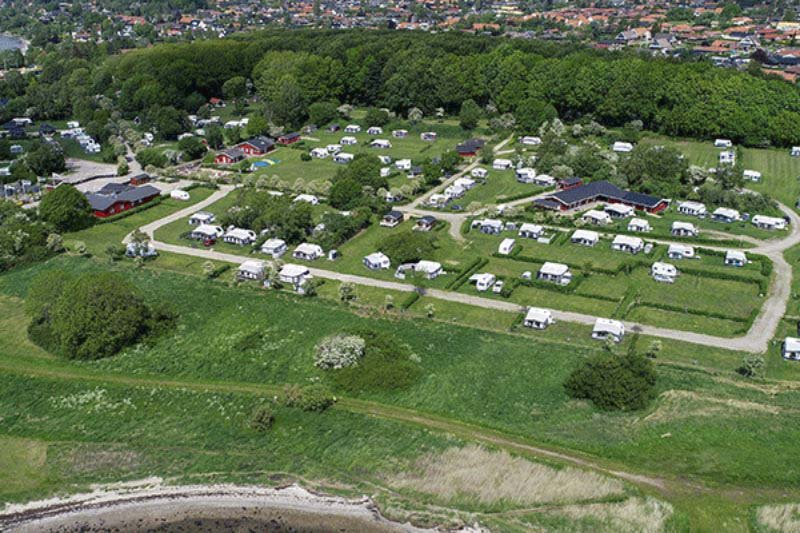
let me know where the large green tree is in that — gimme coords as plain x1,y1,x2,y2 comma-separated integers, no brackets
38,185,94,232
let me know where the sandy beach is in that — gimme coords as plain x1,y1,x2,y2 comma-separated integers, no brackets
0,479,428,532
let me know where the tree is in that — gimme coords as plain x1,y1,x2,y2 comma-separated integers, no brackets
135,148,168,168
146,106,188,140
249,404,274,432
222,75,248,112
177,136,207,160
564,352,657,411
308,101,339,126
365,107,390,127
338,281,356,301
379,231,435,264
39,185,94,232
205,125,224,150
459,99,481,130
25,142,66,176
245,114,270,137
26,271,170,360
515,98,558,133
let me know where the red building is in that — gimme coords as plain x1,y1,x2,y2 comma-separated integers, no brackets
214,148,245,165
85,183,161,218
129,173,152,185
277,132,301,145
236,136,275,156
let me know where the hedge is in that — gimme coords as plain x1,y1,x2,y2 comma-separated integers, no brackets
445,257,488,290
400,291,421,310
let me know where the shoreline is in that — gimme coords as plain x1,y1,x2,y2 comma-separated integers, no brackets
0,480,429,532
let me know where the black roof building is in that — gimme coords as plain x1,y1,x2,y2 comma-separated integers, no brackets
538,180,667,213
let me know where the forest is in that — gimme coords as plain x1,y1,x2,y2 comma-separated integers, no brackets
3,29,800,146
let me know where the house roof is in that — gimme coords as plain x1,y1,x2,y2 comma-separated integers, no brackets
593,318,624,336
280,264,309,277
415,260,442,273
548,180,663,209
364,252,390,264
726,250,747,262
784,337,800,352
384,210,404,220
525,307,552,323
652,262,677,276
238,136,274,151
85,184,160,211
540,262,570,276
572,229,599,241
612,234,643,247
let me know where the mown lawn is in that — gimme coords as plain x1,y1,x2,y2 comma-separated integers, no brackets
1,255,800,494
458,169,548,207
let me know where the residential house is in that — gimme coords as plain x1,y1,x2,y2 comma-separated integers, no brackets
223,227,256,246
651,262,678,283
592,318,625,343
237,136,275,156
752,215,786,230
381,210,404,228
671,221,698,237
538,262,572,285
363,252,391,270
260,238,287,258
470,272,496,292
535,180,667,213
498,238,516,255
611,234,644,254
668,243,695,260
571,229,600,247
782,337,800,360
725,250,747,267
214,148,245,165
277,132,300,145
628,218,651,232
189,211,215,225
84,183,161,218
582,209,612,226
558,177,583,190
518,223,544,239
238,260,266,280
677,201,706,217
293,243,324,261
415,216,437,231
523,307,553,329
456,138,485,157
712,207,740,223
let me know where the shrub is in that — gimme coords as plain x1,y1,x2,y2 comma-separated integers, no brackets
738,353,765,378
564,352,657,411
327,330,422,393
282,383,335,412
249,404,275,431
314,334,365,369
379,231,435,264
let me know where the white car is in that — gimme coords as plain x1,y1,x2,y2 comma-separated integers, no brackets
492,280,505,294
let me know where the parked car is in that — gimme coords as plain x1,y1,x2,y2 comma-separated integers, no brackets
203,238,216,247
492,280,505,294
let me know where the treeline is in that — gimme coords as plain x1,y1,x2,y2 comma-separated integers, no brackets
6,30,800,146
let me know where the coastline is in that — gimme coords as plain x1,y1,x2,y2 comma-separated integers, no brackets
0,480,429,532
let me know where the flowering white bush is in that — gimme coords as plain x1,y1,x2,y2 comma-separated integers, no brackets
314,334,365,370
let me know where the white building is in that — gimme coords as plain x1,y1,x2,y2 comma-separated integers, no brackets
515,167,536,183
712,207,740,223
415,260,443,279
278,264,311,286
743,170,762,182
782,337,800,360
367,126,383,135
612,141,634,153
611,234,644,254
719,151,736,165
293,243,324,261
714,139,733,148
725,250,747,267
340,136,358,145
518,223,544,239
523,307,553,329
627,218,651,232
582,210,612,226
189,211,215,225
677,201,706,217
671,221,698,237
223,227,257,246
334,153,354,164
498,238,516,255
363,252,391,270
605,203,635,219
651,262,678,283
471,167,488,179
326,144,342,154
238,260,266,280
395,159,412,171
469,272,496,292
310,147,329,158
344,124,361,133
592,318,625,343
571,229,600,247
420,131,437,141
370,139,392,149
519,136,542,146
190,224,223,240
533,174,556,187
170,189,190,201
667,243,695,260
538,262,572,285
492,158,513,170
260,238,287,258
293,194,319,205
752,215,786,230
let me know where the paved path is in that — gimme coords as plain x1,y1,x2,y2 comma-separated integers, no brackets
133,182,800,354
